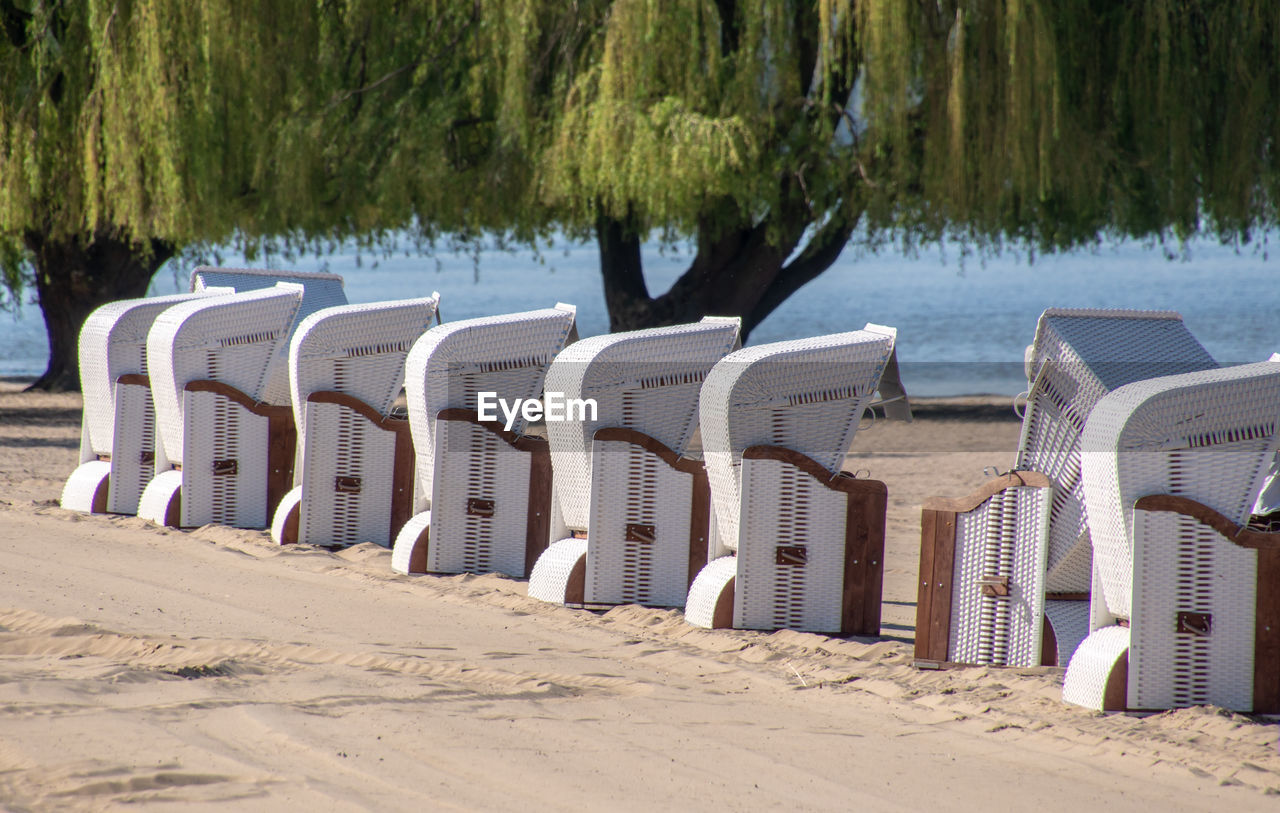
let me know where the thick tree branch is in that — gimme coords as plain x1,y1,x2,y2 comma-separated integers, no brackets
744,210,861,333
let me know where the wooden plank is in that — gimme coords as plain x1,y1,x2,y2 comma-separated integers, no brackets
1255,547,1280,713
523,437,553,575
928,509,957,663
388,418,415,542
266,412,296,517
687,469,710,589
842,483,886,636
915,509,938,661
922,472,1051,513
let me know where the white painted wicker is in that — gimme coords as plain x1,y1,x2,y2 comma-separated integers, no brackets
1018,309,1216,592
390,305,576,576
527,318,741,606
1064,361,1280,711
700,325,898,554
686,326,900,633
946,486,1052,666
137,284,304,528
190,267,347,405
404,305,576,503
272,296,440,547
60,291,226,514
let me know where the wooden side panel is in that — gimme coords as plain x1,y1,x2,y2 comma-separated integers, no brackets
915,508,957,663
841,482,887,636
687,470,711,589
524,437,553,573
388,419,415,542
1255,547,1280,713
266,413,296,517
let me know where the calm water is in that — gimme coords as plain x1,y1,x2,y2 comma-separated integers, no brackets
2,237,1276,396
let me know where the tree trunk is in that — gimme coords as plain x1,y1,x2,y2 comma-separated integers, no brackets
23,230,175,392
595,212,858,341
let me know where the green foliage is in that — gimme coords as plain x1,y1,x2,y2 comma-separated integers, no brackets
1,0,1277,302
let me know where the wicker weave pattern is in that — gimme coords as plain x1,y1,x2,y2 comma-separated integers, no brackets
106,380,158,513
1082,361,1280,620
585,438,696,607
427,418,537,576
700,326,896,552
1062,624,1130,708
544,317,740,531
1017,309,1216,592
528,538,590,603
1043,599,1091,667
298,399,400,546
734,455,849,632
1129,509,1257,709
684,555,738,628
947,486,1051,666
78,292,222,455
404,305,576,502
181,388,273,527
147,285,304,464
190,267,348,404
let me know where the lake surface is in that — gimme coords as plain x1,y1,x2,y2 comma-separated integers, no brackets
2,236,1276,396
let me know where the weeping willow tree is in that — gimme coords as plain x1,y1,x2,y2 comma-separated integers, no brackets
470,0,1280,334
5,2,1278,387
0,0,482,390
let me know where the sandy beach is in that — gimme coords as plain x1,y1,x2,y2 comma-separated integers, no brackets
1,379,1277,810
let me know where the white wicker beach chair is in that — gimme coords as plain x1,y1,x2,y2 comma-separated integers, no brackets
390,305,578,577
526,317,742,607
683,325,906,634
190,267,347,405
1061,361,1280,713
136,284,305,529
59,290,231,515
915,309,1217,668
268,296,440,548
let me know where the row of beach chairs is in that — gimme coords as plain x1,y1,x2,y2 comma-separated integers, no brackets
59,269,1280,715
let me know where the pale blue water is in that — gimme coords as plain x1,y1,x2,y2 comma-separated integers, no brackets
2,236,1276,396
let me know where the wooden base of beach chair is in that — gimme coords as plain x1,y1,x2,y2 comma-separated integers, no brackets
139,381,294,529
271,392,414,547
403,409,551,577
686,446,887,635
914,472,1058,668
1064,495,1280,713
528,427,711,608
390,512,433,574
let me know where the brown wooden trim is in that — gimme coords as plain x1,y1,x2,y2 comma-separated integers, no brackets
266,411,296,517
1132,493,1280,712
524,437,553,574
565,553,586,605
435,407,546,453
278,501,299,544
1040,612,1060,667
91,475,109,514
688,469,710,590
1103,651,1129,712
164,488,182,528
593,426,705,476
305,391,414,541
1046,592,1090,602
404,524,430,574
842,478,887,636
712,576,735,629
186,379,292,419
116,373,150,388
589,426,711,590
1134,494,1280,551
915,507,957,663
741,445,888,498
922,471,1052,514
